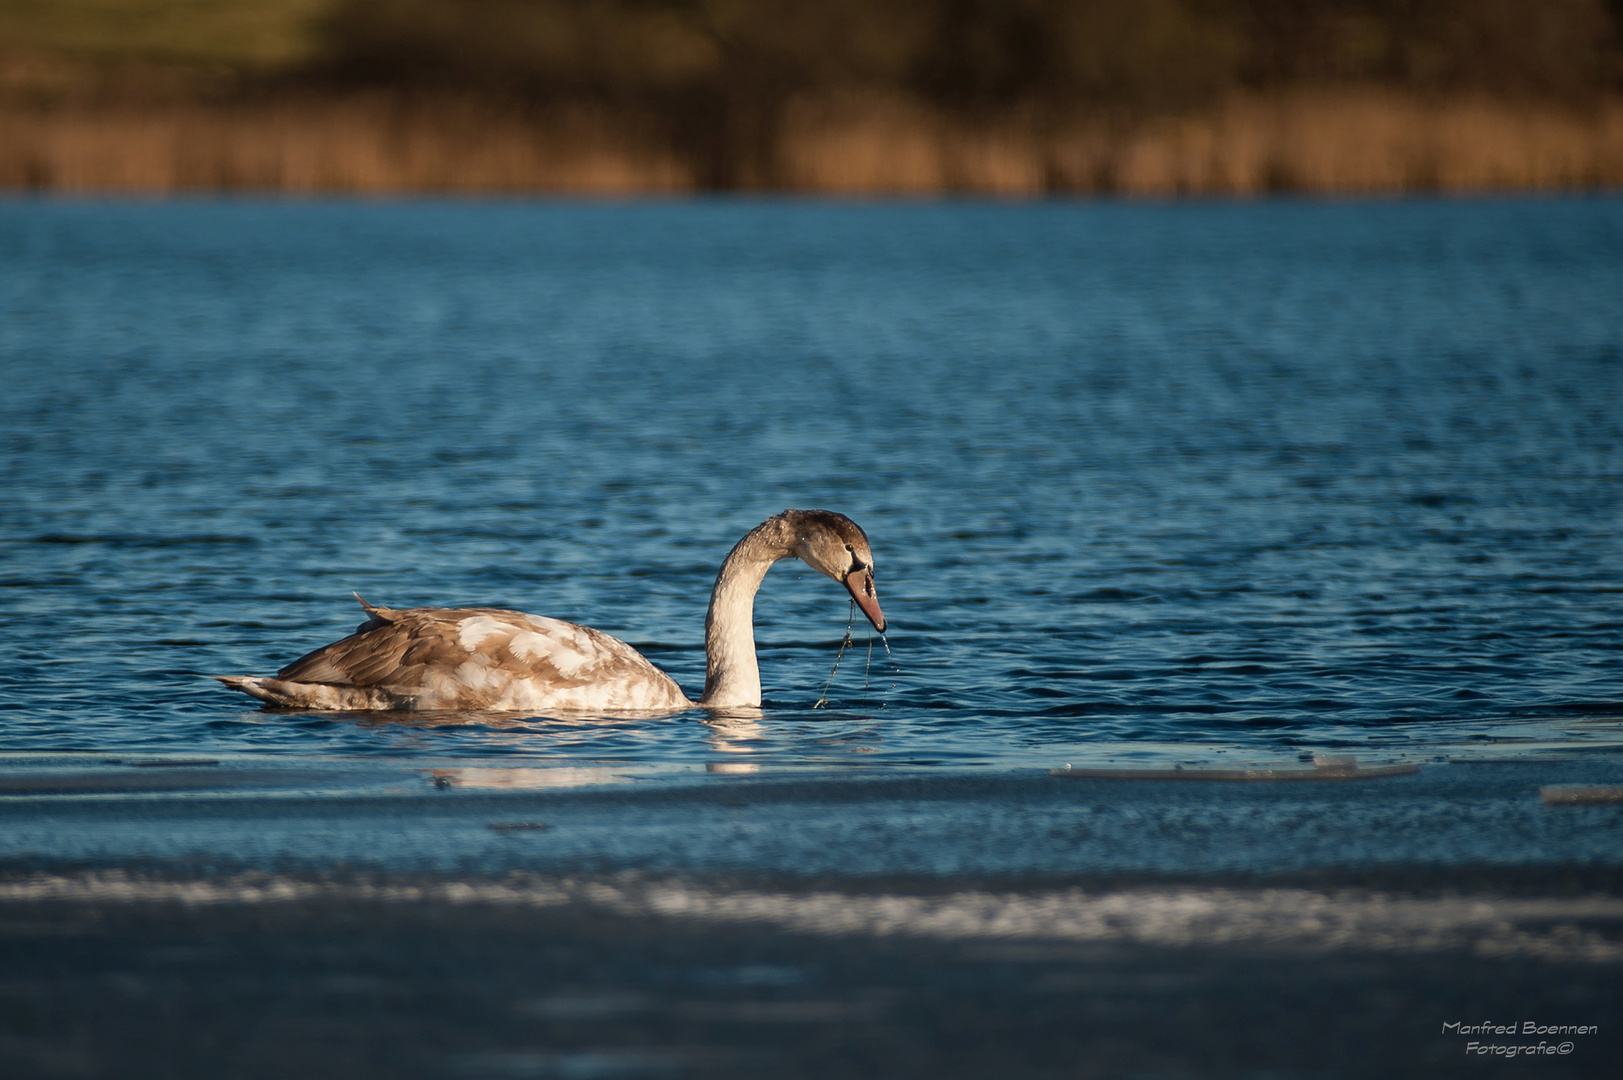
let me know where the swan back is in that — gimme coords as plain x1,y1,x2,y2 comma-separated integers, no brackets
221,602,690,712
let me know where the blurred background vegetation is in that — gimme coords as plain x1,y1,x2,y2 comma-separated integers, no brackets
3,0,1622,191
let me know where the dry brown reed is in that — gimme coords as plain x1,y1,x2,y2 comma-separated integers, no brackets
0,96,691,194
3,89,1621,195
780,90,1623,195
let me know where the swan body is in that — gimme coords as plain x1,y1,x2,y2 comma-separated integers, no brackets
216,509,885,712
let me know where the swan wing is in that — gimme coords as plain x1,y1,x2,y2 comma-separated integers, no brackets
230,605,691,712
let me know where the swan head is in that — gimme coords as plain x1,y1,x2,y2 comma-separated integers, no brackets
785,509,887,634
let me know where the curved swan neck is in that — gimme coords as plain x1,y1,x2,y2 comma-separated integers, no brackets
700,515,798,708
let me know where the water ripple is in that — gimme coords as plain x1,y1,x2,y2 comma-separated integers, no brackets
0,198,1620,777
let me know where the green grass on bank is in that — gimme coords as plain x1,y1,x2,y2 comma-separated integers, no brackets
2,0,1619,101
0,0,332,70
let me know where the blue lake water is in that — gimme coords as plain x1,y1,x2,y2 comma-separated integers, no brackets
1,196,1621,877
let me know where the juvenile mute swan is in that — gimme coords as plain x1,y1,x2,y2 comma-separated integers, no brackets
216,509,885,712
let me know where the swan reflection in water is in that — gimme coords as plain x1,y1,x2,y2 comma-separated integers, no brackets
363,712,772,785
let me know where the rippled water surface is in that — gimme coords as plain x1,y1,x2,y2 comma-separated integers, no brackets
2,197,1622,871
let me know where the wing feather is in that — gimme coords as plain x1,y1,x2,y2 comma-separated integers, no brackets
268,605,689,711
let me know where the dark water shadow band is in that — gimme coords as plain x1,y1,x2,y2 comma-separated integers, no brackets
1050,763,1422,782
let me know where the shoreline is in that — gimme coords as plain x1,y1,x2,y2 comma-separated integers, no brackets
3,863,1618,1079
5,863,1623,960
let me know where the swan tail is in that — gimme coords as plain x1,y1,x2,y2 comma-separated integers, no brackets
214,674,399,710
215,675,287,703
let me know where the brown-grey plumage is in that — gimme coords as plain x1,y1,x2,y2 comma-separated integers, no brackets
216,509,885,713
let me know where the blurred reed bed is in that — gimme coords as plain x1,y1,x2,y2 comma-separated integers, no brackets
2,0,1621,194
780,91,1623,194
0,98,690,193
3,90,1621,195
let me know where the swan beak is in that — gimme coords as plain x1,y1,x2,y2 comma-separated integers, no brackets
845,568,886,633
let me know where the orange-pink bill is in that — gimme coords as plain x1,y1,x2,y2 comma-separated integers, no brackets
845,567,886,633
